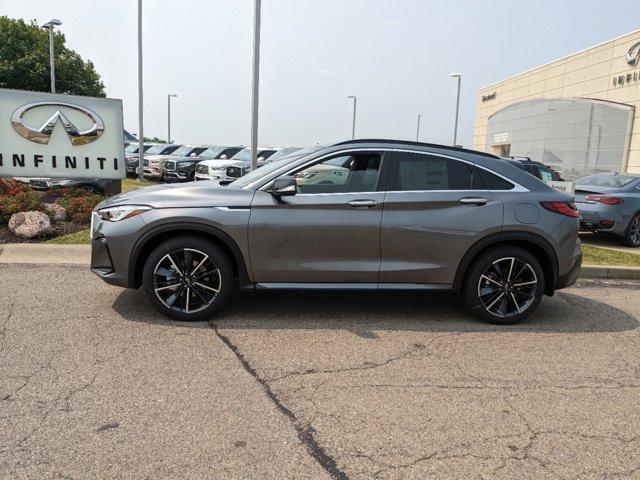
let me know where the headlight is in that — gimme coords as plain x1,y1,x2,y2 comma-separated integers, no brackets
98,205,153,222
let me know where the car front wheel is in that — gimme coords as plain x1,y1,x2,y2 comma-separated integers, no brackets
142,236,233,321
463,247,545,324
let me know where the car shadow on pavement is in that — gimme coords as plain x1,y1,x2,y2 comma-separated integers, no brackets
112,288,639,336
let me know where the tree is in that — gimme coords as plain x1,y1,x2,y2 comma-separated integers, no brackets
0,16,105,97
143,136,169,143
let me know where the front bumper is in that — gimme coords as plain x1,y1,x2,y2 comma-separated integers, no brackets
143,165,163,179
194,173,222,185
165,170,190,182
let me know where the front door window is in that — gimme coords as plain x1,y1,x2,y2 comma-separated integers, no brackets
293,153,382,194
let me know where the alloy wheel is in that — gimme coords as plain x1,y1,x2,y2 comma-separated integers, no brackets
477,257,538,318
153,248,221,313
630,215,640,246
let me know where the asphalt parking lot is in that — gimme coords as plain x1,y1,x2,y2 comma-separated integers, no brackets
1,264,639,479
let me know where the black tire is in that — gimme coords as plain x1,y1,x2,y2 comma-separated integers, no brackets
142,235,234,321
622,213,640,248
462,246,545,325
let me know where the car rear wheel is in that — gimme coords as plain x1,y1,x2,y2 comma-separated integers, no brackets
622,213,640,248
463,247,545,324
142,236,233,321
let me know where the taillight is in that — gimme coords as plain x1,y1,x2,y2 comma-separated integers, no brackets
540,201,580,218
584,195,624,205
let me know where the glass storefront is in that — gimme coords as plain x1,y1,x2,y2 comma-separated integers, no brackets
485,98,634,180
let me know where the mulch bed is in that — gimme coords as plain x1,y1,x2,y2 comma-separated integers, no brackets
0,221,86,244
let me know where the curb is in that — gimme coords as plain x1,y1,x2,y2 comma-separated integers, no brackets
580,265,640,280
0,243,90,265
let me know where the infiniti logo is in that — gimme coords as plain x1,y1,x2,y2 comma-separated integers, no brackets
11,101,105,146
626,40,640,67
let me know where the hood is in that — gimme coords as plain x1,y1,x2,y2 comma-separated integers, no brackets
97,182,255,209
145,154,174,162
198,159,245,167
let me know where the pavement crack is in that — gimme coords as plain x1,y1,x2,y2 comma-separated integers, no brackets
209,321,349,480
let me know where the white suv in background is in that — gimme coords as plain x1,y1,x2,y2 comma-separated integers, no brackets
194,147,280,185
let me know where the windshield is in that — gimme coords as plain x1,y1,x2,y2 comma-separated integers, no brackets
265,148,300,163
198,147,226,158
171,146,196,157
146,144,170,155
229,147,324,189
231,148,252,161
125,144,139,153
575,174,638,188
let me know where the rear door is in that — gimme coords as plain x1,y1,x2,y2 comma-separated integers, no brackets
379,151,504,285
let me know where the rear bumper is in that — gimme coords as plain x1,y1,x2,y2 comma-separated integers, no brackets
556,251,582,290
577,203,627,235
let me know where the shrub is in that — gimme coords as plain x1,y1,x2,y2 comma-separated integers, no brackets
0,186,45,224
56,192,104,224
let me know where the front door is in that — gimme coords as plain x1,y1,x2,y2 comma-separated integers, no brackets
248,151,388,283
379,151,505,285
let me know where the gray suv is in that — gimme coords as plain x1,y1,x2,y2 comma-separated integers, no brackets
91,140,582,324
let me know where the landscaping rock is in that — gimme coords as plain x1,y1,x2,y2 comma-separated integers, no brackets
8,211,53,239
43,203,67,221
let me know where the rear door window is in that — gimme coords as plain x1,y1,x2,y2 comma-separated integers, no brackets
389,152,472,191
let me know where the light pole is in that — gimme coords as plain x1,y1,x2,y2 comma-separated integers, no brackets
137,0,144,181
250,0,262,171
167,94,177,143
347,95,357,139
416,113,423,141
450,73,462,146
41,19,62,93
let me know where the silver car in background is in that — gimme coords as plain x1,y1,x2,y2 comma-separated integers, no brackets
575,173,640,247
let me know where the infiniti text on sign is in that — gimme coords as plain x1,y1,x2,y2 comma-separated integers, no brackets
0,88,124,179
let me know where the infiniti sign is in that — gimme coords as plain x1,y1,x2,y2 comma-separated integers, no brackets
626,40,640,67
11,101,105,146
0,88,124,180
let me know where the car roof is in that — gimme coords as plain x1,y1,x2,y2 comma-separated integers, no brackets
333,139,500,160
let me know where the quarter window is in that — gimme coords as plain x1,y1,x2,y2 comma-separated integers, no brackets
391,152,472,191
293,153,382,194
478,168,515,190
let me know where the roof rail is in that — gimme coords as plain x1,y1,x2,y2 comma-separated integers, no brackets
332,139,500,159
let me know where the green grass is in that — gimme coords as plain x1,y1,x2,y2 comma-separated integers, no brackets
583,244,640,267
121,177,158,193
45,228,90,245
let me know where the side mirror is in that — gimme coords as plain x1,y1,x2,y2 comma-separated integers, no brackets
257,156,264,162
190,152,196,157
220,154,228,159
272,176,297,196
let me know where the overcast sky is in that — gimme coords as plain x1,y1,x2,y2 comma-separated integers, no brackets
3,0,639,147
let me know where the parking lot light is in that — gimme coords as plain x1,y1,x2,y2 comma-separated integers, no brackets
347,95,357,139
167,94,177,143
450,73,462,146
41,19,62,93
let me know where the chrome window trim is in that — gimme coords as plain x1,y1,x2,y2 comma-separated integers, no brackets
257,148,386,192
257,147,529,194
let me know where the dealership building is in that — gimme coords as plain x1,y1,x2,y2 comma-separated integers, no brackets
474,30,640,180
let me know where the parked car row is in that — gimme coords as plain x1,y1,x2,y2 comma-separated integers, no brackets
126,142,306,186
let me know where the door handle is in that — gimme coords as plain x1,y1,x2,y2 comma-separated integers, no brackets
459,197,488,206
348,199,379,208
